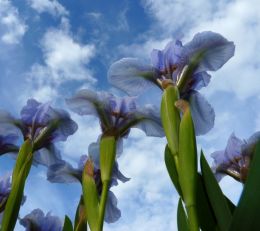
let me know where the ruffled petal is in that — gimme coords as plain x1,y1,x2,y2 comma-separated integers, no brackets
225,133,244,160
133,104,164,137
20,209,62,231
33,145,62,167
104,191,121,223
47,160,80,183
191,71,211,91
185,31,235,72
108,58,158,96
47,108,78,142
242,131,260,156
188,91,215,135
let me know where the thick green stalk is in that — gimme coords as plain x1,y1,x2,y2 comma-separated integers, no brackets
186,205,199,231
1,140,33,231
97,181,109,231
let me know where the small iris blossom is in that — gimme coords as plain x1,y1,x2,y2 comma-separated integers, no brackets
108,31,235,135
0,174,11,224
47,141,129,223
0,124,19,155
0,173,26,224
19,208,62,231
66,89,164,140
0,99,78,167
211,132,260,183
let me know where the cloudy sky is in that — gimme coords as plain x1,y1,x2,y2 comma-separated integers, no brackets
0,0,259,230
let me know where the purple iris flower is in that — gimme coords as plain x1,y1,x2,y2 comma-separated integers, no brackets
0,173,26,223
0,124,19,155
211,132,260,183
0,174,11,223
66,89,164,139
47,140,129,223
19,209,62,231
0,99,78,167
108,31,235,135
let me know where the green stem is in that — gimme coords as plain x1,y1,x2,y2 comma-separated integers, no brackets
186,204,199,231
97,181,109,231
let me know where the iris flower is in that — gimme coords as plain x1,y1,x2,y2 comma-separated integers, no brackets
66,89,164,140
211,132,260,183
0,174,11,224
0,124,19,155
47,140,129,223
108,31,235,135
19,209,62,231
0,173,26,224
0,99,78,166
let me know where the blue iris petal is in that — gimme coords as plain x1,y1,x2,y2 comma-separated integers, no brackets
188,91,215,136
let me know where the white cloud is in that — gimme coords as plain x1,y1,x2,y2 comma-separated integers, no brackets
0,0,27,44
23,20,96,102
28,0,69,17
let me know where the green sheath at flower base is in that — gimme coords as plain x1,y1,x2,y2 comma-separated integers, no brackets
100,136,117,183
82,160,99,231
161,84,181,163
1,140,33,231
176,99,198,231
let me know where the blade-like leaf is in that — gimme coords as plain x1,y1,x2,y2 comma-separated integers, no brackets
229,142,260,231
164,145,182,197
178,198,189,231
200,152,232,231
197,174,218,231
74,196,87,231
62,216,73,231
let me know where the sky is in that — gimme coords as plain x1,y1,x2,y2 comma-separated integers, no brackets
0,0,259,230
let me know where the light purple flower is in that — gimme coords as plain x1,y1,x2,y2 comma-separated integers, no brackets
0,174,11,222
0,99,78,167
211,132,260,183
19,209,62,231
0,173,26,223
108,31,235,135
0,124,19,155
47,140,129,223
66,89,164,138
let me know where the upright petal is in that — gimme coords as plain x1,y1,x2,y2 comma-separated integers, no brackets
20,209,62,231
188,91,215,135
33,145,62,167
47,108,78,142
225,133,244,160
185,31,235,72
108,58,159,96
242,131,260,156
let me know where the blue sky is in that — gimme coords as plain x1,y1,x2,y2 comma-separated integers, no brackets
0,0,259,230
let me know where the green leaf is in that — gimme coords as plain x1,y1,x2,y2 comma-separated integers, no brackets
197,174,218,231
1,141,33,231
200,152,232,231
74,196,87,231
82,160,99,231
160,85,180,158
178,198,189,231
164,145,182,197
229,142,260,231
62,216,73,231
100,136,117,182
